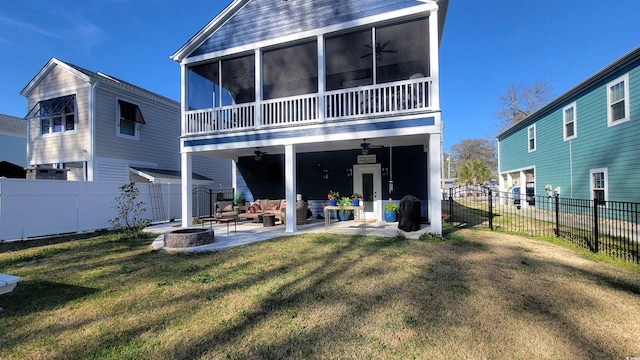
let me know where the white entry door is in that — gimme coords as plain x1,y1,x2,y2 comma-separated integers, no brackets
353,164,382,221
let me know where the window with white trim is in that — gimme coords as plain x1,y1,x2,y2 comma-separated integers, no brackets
607,74,630,126
116,99,145,139
527,124,536,152
590,168,608,206
563,102,577,140
24,94,76,136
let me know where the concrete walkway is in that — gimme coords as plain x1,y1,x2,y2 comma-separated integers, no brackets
146,218,432,252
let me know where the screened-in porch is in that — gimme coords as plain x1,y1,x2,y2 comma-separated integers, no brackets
184,16,434,135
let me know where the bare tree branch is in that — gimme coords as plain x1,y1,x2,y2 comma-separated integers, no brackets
495,82,552,132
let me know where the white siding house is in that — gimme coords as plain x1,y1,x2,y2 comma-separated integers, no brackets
172,0,448,233
20,58,232,186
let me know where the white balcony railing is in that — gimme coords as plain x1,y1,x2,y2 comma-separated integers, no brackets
183,77,431,136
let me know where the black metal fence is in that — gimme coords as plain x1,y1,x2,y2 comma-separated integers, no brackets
192,186,235,217
443,186,640,265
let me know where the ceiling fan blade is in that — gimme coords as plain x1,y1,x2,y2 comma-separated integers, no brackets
380,40,391,49
361,53,373,58
383,49,398,54
364,44,373,50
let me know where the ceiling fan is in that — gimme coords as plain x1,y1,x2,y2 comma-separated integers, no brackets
254,148,268,161
361,40,398,62
358,139,383,155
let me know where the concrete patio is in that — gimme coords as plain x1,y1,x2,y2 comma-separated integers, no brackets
146,217,432,252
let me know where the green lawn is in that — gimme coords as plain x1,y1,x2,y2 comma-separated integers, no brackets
1,229,639,359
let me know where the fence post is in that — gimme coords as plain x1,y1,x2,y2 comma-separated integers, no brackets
448,187,453,223
488,188,493,230
554,194,560,237
593,200,599,253
209,189,213,217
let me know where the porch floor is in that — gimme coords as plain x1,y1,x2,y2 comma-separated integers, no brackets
146,217,431,252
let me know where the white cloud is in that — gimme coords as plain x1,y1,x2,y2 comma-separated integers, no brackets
0,15,62,39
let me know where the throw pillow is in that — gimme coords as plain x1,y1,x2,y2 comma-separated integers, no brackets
223,205,233,212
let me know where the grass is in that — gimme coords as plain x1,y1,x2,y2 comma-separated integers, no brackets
1,229,639,359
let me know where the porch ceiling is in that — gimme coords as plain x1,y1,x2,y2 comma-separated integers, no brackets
192,134,429,160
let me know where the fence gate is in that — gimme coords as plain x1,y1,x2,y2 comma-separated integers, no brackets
192,187,213,217
191,187,235,217
148,183,165,221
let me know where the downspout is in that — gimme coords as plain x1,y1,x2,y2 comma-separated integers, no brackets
25,97,31,167
88,81,97,181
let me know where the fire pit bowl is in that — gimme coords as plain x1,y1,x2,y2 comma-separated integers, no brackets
164,228,214,248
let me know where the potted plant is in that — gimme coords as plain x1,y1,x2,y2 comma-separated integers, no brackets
350,192,362,206
233,191,242,205
337,196,353,221
384,199,399,222
327,190,339,206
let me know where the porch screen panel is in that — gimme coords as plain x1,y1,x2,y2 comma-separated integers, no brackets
375,17,429,84
263,40,318,100
188,62,220,110
325,29,373,91
221,54,255,105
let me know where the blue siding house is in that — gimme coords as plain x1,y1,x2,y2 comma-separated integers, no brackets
497,46,640,205
172,0,448,233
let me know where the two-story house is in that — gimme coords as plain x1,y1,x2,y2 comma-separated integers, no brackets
172,0,448,233
20,58,231,186
497,46,640,205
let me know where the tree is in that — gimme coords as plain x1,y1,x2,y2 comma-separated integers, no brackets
495,82,552,132
457,159,492,200
451,138,497,176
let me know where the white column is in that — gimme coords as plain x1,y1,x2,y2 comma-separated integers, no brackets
180,64,187,135
429,132,442,234
317,34,325,122
255,49,263,128
428,6,440,110
498,174,505,204
181,152,193,228
520,171,527,208
285,144,297,233
232,160,237,192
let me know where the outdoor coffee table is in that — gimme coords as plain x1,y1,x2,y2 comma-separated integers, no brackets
201,217,236,236
323,205,365,233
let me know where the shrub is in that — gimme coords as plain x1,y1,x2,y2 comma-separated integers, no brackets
108,182,150,239
418,232,446,243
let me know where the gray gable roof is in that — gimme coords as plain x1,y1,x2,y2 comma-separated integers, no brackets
173,0,447,62
0,114,27,138
21,58,179,108
63,61,180,107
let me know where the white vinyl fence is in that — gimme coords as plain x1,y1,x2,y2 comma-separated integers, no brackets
0,178,182,241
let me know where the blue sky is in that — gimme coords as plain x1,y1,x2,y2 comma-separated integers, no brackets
1,0,638,153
